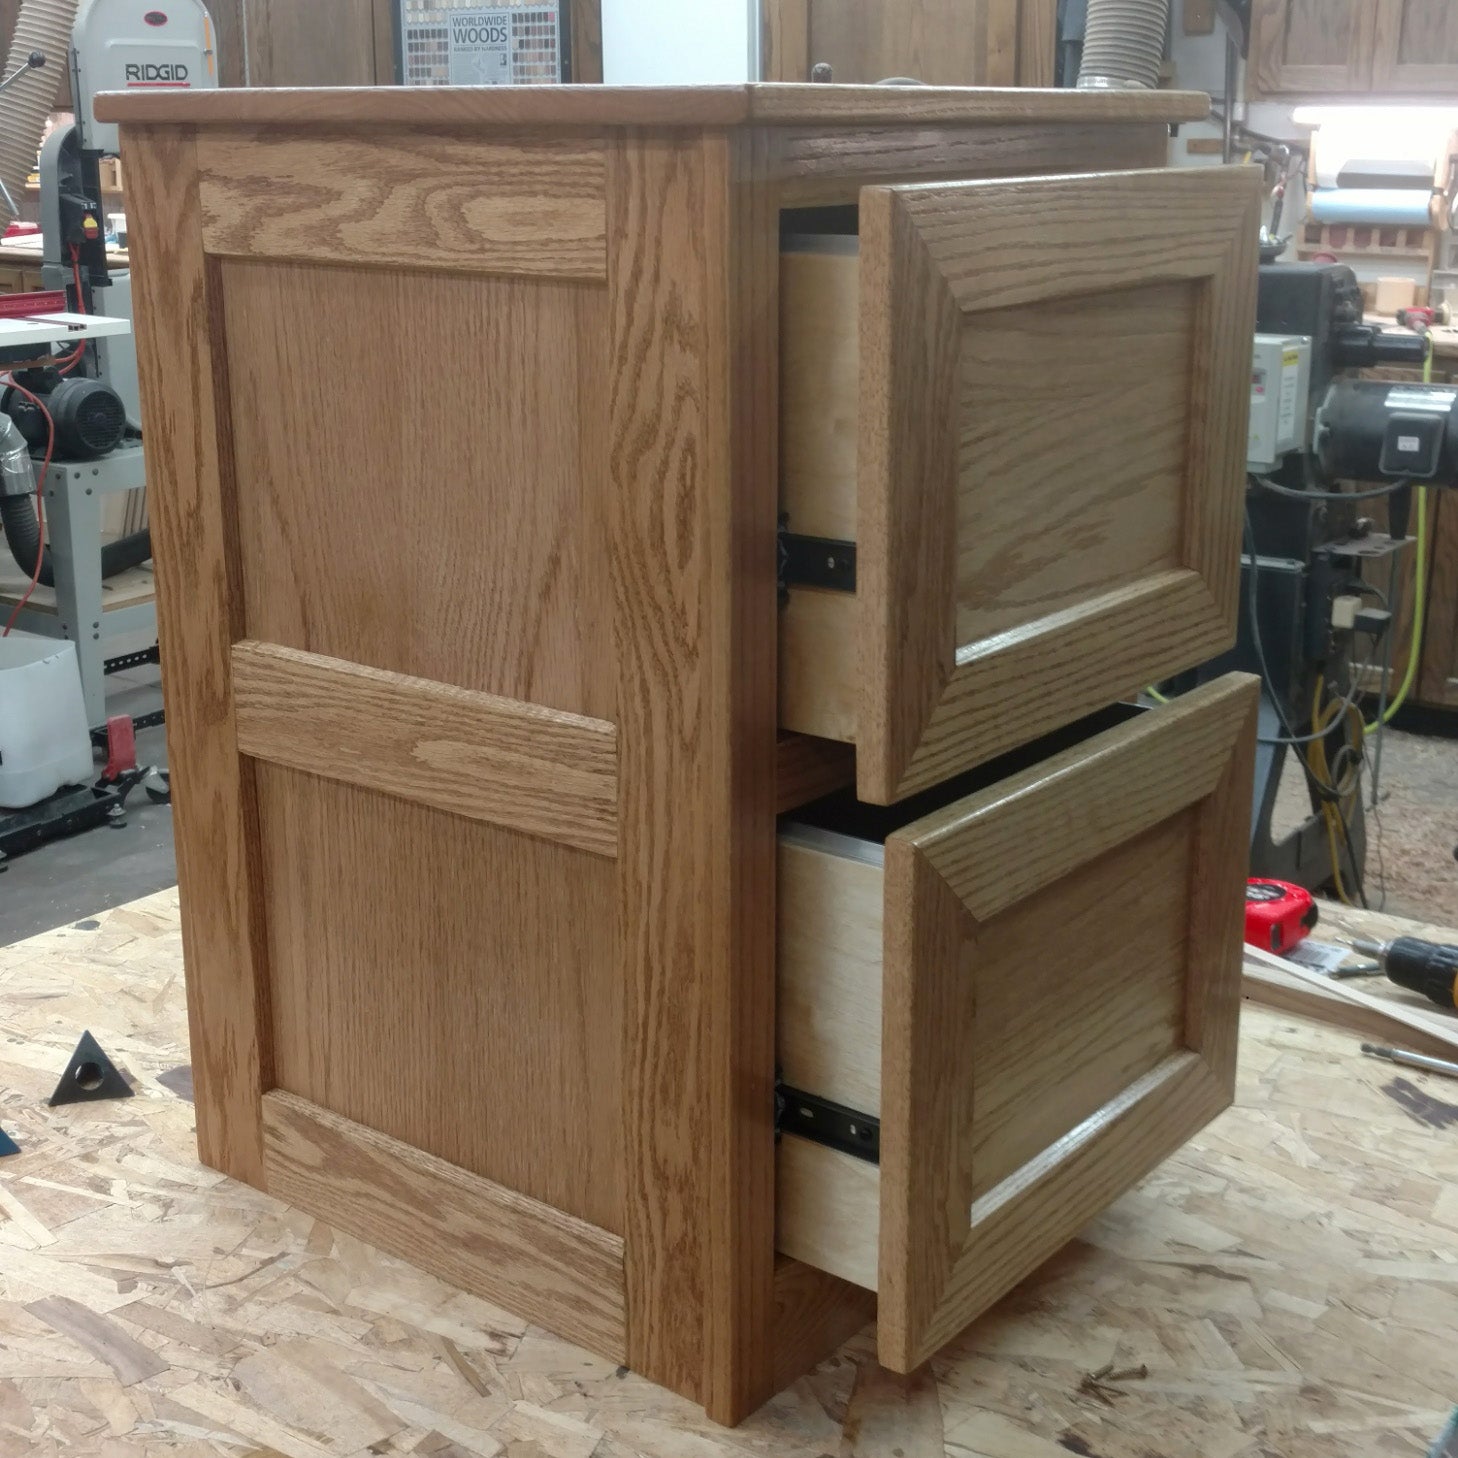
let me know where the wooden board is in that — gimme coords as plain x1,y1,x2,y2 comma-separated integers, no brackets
0,563,154,615
96,83,1213,129
198,129,607,280
263,1090,627,1360
6,890,1457,1458
218,257,614,718
232,640,619,857
257,762,624,1233
876,675,1257,1370
853,166,1260,801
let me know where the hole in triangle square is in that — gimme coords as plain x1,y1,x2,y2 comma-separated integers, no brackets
74,1062,104,1092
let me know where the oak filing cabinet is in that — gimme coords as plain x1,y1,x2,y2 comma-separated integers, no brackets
100,82,1261,1423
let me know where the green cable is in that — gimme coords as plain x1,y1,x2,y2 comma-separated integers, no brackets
1364,337,1434,733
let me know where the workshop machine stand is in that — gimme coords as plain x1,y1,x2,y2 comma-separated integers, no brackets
3,444,157,729
103,83,1261,1425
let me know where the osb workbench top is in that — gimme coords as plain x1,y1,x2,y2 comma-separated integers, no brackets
2,890,1455,1457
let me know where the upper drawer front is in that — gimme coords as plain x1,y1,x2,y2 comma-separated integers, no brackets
780,166,1262,804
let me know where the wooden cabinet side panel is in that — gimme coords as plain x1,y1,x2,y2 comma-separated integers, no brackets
607,130,779,1422
120,125,271,1185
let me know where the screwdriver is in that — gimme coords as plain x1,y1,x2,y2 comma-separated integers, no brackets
1351,936,1458,1011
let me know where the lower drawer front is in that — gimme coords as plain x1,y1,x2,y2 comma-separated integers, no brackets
775,674,1259,1372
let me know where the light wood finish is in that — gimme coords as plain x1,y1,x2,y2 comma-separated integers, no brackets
1244,944,1458,1061
262,1091,627,1361
123,127,270,1188
776,677,1260,1371
1372,0,1458,95
115,87,1258,1428
781,165,1261,802
95,82,1212,129
1418,493,1458,706
232,640,619,857
775,731,856,813
770,1257,876,1395
1248,0,1379,97
198,130,606,280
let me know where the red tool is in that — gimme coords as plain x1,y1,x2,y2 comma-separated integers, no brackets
1245,879,1318,954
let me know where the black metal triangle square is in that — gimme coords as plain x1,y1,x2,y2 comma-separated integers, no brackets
48,1031,135,1107
0,1126,17,1157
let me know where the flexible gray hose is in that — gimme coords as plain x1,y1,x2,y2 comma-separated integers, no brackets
0,410,151,587
0,0,79,216
1077,0,1169,90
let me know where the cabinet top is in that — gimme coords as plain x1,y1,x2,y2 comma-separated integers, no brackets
95,82,1209,130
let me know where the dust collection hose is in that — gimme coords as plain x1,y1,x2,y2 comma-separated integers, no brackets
0,0,78,215
0,414,150,588
1077,0,1170,90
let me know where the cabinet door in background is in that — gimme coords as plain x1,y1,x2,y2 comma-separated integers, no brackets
1248,0,1377,97
1372,0,1458,96
765,0,1055,85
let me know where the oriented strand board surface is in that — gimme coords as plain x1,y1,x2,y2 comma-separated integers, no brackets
3,892,1457,1455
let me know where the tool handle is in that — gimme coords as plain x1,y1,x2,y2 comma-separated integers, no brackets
1386,936,1458,1010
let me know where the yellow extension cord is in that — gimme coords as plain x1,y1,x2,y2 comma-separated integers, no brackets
1364,338,1436,732
1308,676,1364,905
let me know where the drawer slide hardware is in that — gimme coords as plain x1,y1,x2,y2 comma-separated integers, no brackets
775,1077,880,1164
778,517,857,600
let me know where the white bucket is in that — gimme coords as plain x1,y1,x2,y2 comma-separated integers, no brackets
0,636,94,809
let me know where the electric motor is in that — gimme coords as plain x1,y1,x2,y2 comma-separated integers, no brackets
4,377,128,460
1315,378,1458,487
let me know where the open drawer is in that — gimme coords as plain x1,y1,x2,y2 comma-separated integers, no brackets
779,166,1262,803
775,673,1258,1372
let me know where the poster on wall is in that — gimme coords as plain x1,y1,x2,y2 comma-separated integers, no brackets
447,9,515,85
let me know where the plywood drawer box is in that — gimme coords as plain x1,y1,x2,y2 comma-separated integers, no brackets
780,167,1262,803
776,674,1258,1371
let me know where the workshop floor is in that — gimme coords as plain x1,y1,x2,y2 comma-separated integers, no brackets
5,678,1458,945
0,664,172,946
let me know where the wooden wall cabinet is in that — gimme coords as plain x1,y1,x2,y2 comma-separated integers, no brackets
764,0,1056,85
103,82,1258,1426
1250,0,1458,99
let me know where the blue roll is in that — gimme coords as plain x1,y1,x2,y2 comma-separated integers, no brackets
1309,189,1434,227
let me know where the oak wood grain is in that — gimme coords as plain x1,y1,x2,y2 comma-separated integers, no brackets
854,165,1260,801
607,129,780,1419
220,258,614,721
198,129,606,279
259,763,624,1232
775,731,856,813
122,126,271,1186
770,1257,876,1395
873,676,1256,1369
97,82,1212,129
262,1091,627,1361
772,121,1172,199
232,640,619,857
